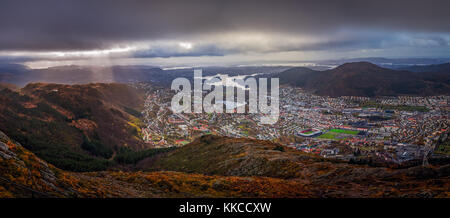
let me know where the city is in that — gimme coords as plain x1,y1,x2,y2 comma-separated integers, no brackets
1,0,449,205
135,82,449,165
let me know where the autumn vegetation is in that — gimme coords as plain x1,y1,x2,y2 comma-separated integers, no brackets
0,83,449,198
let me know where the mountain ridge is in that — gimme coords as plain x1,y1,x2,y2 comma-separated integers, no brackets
0,130,317,198
278,62,450,97
1,130,449,198
0,83,147,171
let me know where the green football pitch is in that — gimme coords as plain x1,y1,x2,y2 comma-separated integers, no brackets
329,128,359,135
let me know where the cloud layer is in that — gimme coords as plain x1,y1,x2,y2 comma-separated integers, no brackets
0,0,449,65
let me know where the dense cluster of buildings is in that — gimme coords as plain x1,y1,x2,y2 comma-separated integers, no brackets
135,82,449,163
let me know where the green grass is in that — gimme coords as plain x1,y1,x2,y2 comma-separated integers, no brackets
317,129,358,140
180,140,190,145
302,131,314,135
329,129,359,135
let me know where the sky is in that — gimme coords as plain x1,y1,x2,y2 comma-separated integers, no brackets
1,0,450,68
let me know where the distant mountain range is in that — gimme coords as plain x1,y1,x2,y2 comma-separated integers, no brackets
0,64,289,87
1,61,450,97
277,62,450,97
317,57,450,69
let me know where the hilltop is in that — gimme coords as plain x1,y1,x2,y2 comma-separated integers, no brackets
278,62,450,97
142,135,450,197
0,130,315,198
148,135,324,179
0,82,449,198
1,131,449,197
0,83,147,171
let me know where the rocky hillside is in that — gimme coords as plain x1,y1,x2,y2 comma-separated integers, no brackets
0,130,92,197
0,83,147,171
146,135,450,197
148,135,324,179
1,131,449,197
0,130,314,198
0,82,448,198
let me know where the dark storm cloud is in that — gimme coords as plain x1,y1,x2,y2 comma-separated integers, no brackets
132,38,386,58
0,0,449,52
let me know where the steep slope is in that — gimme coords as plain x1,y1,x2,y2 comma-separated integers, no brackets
148,135,450,197
278,67,319,87
0,130,100,197
149,135,323,179
278,62,450,97
0,130,315,198
1,130,448,198
0,83,147,171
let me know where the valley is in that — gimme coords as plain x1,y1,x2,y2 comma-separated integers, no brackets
0,62,449,198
